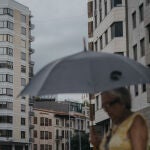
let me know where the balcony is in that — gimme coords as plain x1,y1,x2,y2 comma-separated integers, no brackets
29,111,34,116
29,60,35,66
29,35,35,42
29,47,35,54
29,23,35,30
29,98,34,106
29,124,34,129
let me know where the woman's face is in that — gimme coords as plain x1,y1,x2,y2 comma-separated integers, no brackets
101,93,125,124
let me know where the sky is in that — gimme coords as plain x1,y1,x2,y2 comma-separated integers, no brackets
16,0,88,101
16,0,88,73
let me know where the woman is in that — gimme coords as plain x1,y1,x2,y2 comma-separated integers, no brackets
90,87,149,150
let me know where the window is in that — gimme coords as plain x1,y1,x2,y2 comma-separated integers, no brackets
62,130,64,138
45,131,49,139
140,38,145,57
88,22,93,38
0,88,13,96
147,24,150,43
40,117,44,126
0,130,12,137
94,14,97,28
0,34,13,43
49,119,52,126
34,144,37,150
21,104,26,112
111,0,122,8
100,36,103,50
0,47,13,56
96,95,99,110
21,78,26,86
40,131,44,139
45,118,48,126
40,144,44,150
34,130,37,138
56,119,59,125
21,65,26,73
88,1,93,18
21,40,26,48
34,117,37,124
0,74,13,83
133,44,137,60
21,118,25,125
134,85,138,96
3,8,13,17
0,61,13,69
21,52,26,60
142,84,146,92
21,14,26,23
0,116,13,123
104,0,107,16
0,21,13,30
49,132,52,139
95,41,97,51
139,4,144,22
99,0,102,22
21,131,25,139
111,22,123,39
132,11,136,28
0,102,13,110
105,30,108,45
21,27,26,35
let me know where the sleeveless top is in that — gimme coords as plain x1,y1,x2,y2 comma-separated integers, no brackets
99,113,147,150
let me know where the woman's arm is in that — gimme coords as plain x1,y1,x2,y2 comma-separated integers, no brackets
129,115,148,150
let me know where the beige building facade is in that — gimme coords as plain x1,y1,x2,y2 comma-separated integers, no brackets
32,100,89,150
0,0,34,149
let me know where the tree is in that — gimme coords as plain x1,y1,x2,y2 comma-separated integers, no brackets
71,132,90,150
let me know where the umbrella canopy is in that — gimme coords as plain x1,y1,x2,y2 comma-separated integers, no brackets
20,51,150,96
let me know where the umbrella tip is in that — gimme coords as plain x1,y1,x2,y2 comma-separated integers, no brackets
83,37,87,52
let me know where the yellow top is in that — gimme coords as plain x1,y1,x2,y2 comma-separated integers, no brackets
99,113,145,150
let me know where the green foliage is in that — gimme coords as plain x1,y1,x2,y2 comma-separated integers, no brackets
70,132,90,150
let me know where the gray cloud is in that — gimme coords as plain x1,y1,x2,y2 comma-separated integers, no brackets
16,0,88,73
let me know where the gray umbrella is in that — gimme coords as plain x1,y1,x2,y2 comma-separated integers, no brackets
20,51,150,96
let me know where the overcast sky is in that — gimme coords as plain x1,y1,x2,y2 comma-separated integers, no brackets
16,0,88,73
16,0,88,101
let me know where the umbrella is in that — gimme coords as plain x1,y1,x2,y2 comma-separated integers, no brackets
20,51,150,96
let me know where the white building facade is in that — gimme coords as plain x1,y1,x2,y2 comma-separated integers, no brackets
87,0,127,135
127,0,150,137
0,0,34,149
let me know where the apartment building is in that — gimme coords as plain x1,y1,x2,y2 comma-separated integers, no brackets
127,0,150,134
0,0,34,149
32,100,89,150
87,0,127,135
